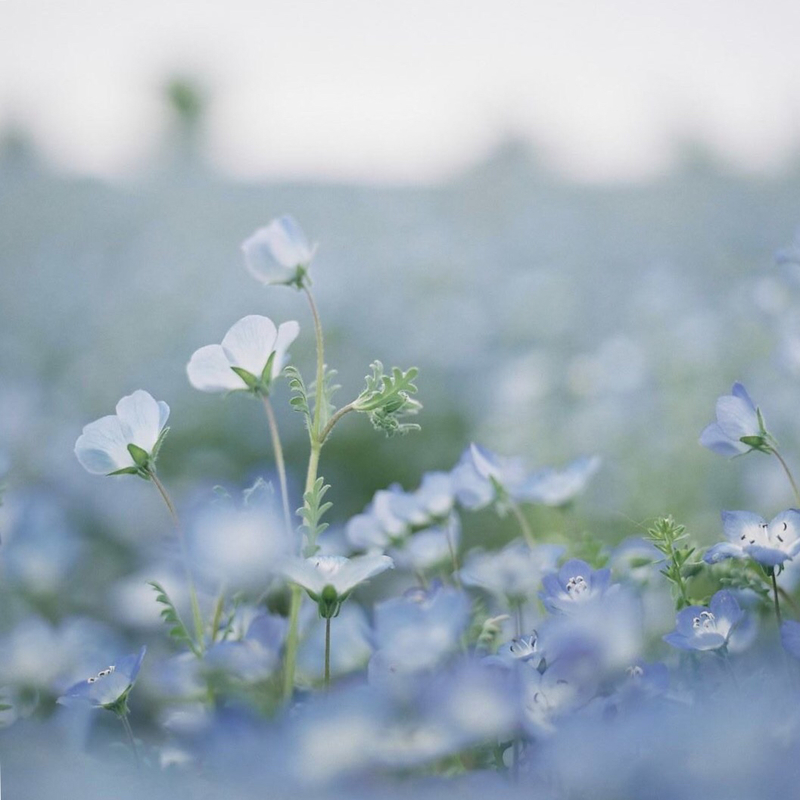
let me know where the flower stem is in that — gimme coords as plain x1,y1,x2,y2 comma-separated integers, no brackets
771,568,783,627
324,616,332,689
508,500,536,548
282,285,326,703
150,473,205,652
119,713,141,772
304,285,325,441
768,447,800,506
320,402,356,444
261,395,293,537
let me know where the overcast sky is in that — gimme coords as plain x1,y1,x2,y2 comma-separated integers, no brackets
1,0,800,183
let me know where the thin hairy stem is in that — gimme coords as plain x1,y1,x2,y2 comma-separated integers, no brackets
150,473,205,651
771,568,783,627
320,402,356,444
304,285,326,440
119,714,141,772
508,500,536,548
768,447,800,506
261,395,293,537
324,616,332,689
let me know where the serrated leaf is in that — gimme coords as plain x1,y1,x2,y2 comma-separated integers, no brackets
148,581,199,656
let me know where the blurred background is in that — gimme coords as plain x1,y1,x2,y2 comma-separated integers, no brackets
2,0,800,585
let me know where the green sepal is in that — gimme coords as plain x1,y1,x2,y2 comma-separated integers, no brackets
127,443,150,467
230,366,259,390
107,466,142,477
260,351,277,386
318,585,341,619
740,435,768,450
102,689,131,717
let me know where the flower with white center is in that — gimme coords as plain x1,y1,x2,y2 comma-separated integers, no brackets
700,382,768,457
242,215,317,287
704,510,800,568
59,646,146,713
187,315,299,395
663,590,743,652
540,558,613,615
74,390,169,477
281,554,394,617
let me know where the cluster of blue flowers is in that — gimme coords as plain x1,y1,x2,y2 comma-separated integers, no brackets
3,218,800,800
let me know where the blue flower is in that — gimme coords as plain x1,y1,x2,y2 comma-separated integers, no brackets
515,456,602,507
704,510,800,568
699,382,768,457
663,591,742,651
59,646,146,712
204,614,286,683
540,559,613,615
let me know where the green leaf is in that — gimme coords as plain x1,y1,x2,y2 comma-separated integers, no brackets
107,466,141,476
260,351,277,385
298,476,333,554
285,366,312,428
148,581,200,656
352,362,422,437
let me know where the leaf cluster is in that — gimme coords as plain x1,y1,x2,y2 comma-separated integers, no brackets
148,581,200,656
353,361,422,437
298,477,333,555
646,516,703,609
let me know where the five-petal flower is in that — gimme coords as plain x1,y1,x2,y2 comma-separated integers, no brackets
74,390,169,476
242,215,317,287
187,315,299,394
700,382,768,457
704,510,800,567
59,646,147,713
663,590,743,651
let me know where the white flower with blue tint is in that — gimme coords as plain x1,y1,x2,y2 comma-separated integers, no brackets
460,539,564,604
780,619,800,660
59,646,146,712
204,615,286,683
663,590,743,651
704,510,800,567
516,456,602,507
700,382,768,457
74,390,169,476
540,558,613,615
242,215,317,287
281,554,393,617
187,315,299,395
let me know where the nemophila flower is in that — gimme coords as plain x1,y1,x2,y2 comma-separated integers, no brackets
450,444,600,510
74,390,169,477
204,615,286,683
704,510,800,567
700,382,769,457
346,487,410,550
389,514,461,574
280,554,393,617
663,590,743,652
242,215,317,287
187,315,299,395
515,456,602,507
460,539,564,605
489,632,545,670
540,559,613,615
59,647,146,714
370,583,471,675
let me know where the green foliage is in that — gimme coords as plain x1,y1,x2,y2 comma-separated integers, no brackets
148,581,200,656
298,477,333,555
353,361,422,437
285,366,311,425
314,367,341,432
474,613,510,654
571,532,610,569
717,559,771,602
646,516,703,609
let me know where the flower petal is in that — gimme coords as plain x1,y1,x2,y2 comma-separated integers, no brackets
115,390,163,452
270,321,301,379
75,415,134,474
333,555,394,595
187,344,243,392
221,315,278,377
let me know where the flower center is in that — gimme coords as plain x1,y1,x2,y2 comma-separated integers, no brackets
565,575,589,597
509,635,537,658
691,610,717,632
626,665,644,679
86,665,115,684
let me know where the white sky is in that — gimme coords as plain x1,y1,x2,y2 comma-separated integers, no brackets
1,0,800,183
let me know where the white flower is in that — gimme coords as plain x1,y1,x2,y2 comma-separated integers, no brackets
187,315,299,394
242,215,317,287
281,554,394,600
74,390,169,475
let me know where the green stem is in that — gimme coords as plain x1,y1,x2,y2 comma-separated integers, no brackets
769,447,800,506
150,473,205,652
282,284,326,703
304,285,326,440
119,713,141,772
324,616,332,689
771,568,783,627
261,395,293,537
319,402,356,444
508,500,536,548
